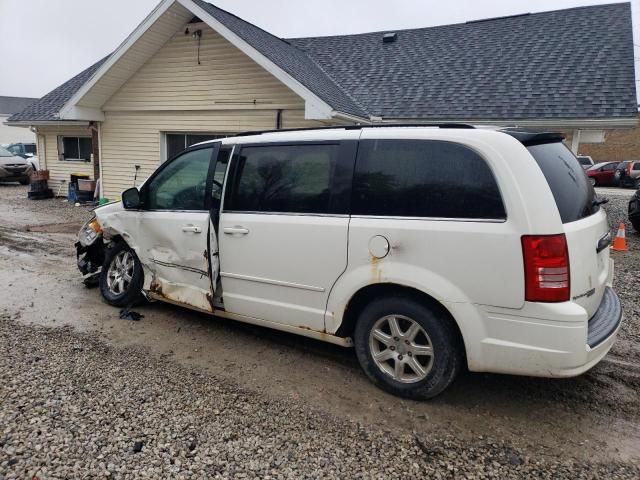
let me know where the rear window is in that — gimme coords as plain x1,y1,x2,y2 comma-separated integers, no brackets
527,142,597,223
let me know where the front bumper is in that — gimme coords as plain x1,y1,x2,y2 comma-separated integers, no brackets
76,239,105,284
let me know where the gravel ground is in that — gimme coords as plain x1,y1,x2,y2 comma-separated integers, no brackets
1,184,639,479
1,316,639,480
0,183,92,229
601,193,640,352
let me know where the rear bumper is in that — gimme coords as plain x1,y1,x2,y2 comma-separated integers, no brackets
466,287,623,378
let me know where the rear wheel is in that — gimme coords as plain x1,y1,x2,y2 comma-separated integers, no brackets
354,295,462,399
99,241,144,307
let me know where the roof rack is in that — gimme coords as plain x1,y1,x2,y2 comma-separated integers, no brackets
233,123,475,137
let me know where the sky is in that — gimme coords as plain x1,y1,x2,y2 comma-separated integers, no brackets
0,0,638,98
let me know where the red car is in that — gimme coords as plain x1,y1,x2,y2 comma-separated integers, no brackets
586,161,621,186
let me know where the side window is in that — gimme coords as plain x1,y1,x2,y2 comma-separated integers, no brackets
225,144,341,214
146,148,213,210
352,139,506,219
25,144,37,154
603,163,617,171
633,163,640,171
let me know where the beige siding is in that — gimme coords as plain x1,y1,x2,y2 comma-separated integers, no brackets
36,126,94,195
104,23,305,112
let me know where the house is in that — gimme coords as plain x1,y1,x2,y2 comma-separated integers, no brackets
5,0,637,198
0,96,37,145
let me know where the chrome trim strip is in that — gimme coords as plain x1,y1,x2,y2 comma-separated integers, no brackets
222,211,349,218
220,272,325,292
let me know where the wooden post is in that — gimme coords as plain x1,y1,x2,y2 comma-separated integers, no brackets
91,123,100,181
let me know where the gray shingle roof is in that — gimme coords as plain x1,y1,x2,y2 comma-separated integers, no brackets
288,3,637,120
0,96,38,115
7,56,108,122
8,2,637,123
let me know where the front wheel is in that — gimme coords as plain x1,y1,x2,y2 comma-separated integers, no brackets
99,241,144,307
354,295,463,399
589,178,597,187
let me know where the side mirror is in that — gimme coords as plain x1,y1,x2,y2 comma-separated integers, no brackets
122,187,141,209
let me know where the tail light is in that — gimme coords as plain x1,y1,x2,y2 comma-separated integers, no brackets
521,234,570,302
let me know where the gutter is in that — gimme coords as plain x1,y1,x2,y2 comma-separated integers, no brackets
4,120,91,127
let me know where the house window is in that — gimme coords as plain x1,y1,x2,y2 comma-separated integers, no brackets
58,136,92,162
164,133,226,161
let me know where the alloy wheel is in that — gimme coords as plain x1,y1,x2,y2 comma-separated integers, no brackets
106,250,134,296
369,314,434,383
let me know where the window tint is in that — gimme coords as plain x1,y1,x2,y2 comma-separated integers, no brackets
146,148,212,210
225,144,340,214
527,142,596,224
352,140,505,219
25,144,37,154
602,163,618,171
634,163,640,171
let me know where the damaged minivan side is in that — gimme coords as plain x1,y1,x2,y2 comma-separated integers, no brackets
77,125,623,399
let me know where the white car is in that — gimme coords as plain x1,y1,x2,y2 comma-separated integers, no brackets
76,126,622,399
576,155,594,170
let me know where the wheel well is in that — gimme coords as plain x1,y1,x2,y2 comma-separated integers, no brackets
337,283,466,355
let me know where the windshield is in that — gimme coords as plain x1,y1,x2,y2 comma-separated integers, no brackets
527,142,597,224
0,146,14,157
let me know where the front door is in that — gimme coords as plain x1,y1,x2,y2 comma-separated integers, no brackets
135,145,219,312
218,140,356,332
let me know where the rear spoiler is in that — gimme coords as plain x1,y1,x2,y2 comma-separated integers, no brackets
501,129,565,147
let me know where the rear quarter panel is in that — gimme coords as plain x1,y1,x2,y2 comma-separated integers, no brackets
326,129,564,335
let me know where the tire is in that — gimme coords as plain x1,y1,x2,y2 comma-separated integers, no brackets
354,295,463,400
19,177,30,185
99,241,144,307
590,178,597,187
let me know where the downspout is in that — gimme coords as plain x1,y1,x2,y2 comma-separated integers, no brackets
276,109,283,130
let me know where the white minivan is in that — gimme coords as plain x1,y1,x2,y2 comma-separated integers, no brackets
76,125,622,399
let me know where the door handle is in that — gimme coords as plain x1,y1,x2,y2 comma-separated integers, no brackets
182,225,202,233
223,226,249,235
